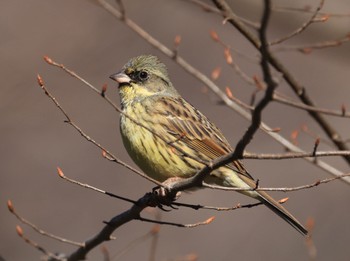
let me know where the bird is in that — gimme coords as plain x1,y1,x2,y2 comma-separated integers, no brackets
110,55,308,236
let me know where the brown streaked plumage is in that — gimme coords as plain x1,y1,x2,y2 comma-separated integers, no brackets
110,55,308,236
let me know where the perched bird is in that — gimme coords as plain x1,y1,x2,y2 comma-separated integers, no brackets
110,55,308,236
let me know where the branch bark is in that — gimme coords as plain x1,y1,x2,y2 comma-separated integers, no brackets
212,0,350,165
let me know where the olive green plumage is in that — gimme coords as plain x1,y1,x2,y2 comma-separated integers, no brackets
110,55,308,236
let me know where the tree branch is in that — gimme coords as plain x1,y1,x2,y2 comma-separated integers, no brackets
212,0,350,165
97,0,350,184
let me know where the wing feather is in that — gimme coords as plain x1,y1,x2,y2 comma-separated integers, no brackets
154,96,253,180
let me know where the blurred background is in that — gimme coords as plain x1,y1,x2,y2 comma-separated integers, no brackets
1,0,350,260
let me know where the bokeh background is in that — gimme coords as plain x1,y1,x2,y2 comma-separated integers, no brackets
1,0,350,260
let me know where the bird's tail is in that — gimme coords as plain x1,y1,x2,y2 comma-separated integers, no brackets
256,189,308,236
238,175,308,236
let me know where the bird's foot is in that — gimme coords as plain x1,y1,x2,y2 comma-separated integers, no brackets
152,177,183,211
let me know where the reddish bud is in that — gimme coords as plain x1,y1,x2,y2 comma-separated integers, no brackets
210,30,219,42
37,74,44,87
211,67,221,80
313,138,320,156
225,87,233,99
301,48,313,54
151,224,161,235
43,56,53,64
101,83,107,97
315,138,320,146
16,225,23,237
100,245,109,255
253,75,264,90
7,200,14,213
186,254,198,261
57,167,64,178
306,217,315,231
224,48,233,64
205,216,215,224
319,14,329,22
291,130,299,144
301,124,309,132
270,127,281,133
102,150,107,158
174,35,182,47
279,197,289,204
341,103,346,116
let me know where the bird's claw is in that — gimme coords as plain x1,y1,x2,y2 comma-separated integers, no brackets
152,183,181,211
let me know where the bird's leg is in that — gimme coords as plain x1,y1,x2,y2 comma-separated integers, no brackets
152,177,183,211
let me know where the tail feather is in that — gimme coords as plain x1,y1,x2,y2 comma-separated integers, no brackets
238,175,308,236
258,190,308,236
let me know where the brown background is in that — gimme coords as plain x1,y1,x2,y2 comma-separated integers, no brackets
1,0,350,260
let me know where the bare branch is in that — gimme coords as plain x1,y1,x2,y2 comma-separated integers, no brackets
270,0,325,45
172,200,263,211
185,0,260,28
233,0,275,157
274,5,350,18
243,150,350,160
274,93,350,118
203,173,350,192
95,0,350,183
274,34,350,53
8,200,83,247
37,74,163,186
112,226,156,260
64,193,154,261
138,216,215,228
15,226,63,261
57,167,137,204
212,0,350,166
43,57,210,168
213,0,350,179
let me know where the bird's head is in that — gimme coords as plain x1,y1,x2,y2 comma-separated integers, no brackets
110,55,179,105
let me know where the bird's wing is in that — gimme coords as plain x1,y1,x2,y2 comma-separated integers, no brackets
153,96,254,180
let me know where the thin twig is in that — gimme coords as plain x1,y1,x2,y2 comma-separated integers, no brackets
172,201,262,211
274,93,350,118
212,0,350,175
112,230,153,260
15,226,64,261
274,5,350,18
56,167,137,204
210,30,259,63
185,0,259,28
97,0,350,183
270,0,325,45
203,173,350,192
43,57,210,168
243,150,350,160
274,34,350,53
300,124,334,147
7,200,83,247
65,193,154,261
161,0,277,194
37,74,162,186
149,217,160,261
233,0,276,158
222,48,257,86
64,188,213,261
137,216,215,228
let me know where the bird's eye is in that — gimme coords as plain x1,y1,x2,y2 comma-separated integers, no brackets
138,71,149,81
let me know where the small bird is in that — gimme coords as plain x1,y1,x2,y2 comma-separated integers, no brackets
110,55,308,236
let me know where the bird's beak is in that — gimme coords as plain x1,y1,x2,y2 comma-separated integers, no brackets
109,72,131,85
